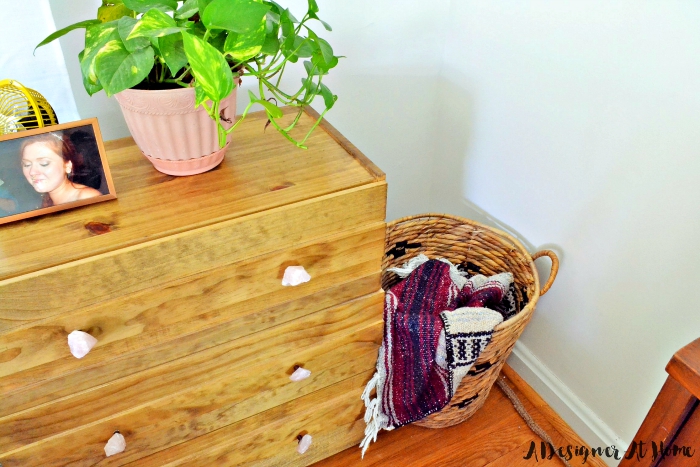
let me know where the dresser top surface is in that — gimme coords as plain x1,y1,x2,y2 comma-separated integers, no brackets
0,108,385,280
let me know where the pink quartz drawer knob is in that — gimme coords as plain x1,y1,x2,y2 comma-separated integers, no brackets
67,330,98,359
282,266,311,286
297,434,312,454
290,365,312,382
104,431,126,457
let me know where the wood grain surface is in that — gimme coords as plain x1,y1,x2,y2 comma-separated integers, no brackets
0,182,386,332
0,109,383,280
1,274,381,418
128,371,375,467
0,292,383,466
666,337,700,399
500,365,608,467
0,222,384,385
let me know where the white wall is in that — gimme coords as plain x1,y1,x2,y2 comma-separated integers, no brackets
47,0,130,141
432,0,700,458
0,0,80,124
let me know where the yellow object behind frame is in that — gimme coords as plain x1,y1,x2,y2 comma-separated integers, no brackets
0,79,58,135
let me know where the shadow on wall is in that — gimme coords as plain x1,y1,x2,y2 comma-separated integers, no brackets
428,70,563,279
318,71,438,221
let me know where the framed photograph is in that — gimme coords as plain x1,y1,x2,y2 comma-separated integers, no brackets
0,118,116,225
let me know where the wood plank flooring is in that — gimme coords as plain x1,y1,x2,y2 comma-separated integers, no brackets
313,366,606,467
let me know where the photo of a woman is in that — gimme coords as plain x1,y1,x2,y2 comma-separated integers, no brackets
20,132,101,207
0,118,116,226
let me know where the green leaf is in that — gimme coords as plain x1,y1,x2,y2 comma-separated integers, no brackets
295,36,314,58
315,37,333,64
311,48,338,73
122,0,178,13
308,13,332,31
319,83,336,109
210,32,227,53
307,0,319,13
224,17,265,61
303,60,324,76
265,0,285,15
282,8,299,23
127,9,183,39
248,90,283,119
202,0,270,34
95,40,154,95
279,9,294,37
81,22,121,86
316,54,338,73
78,50,103,95
181,31,233,102
35,19,101,52
159,34,188,75
194,83,208,108
175,0,199,19
98,1,136,22
118,16,150,52
197,0,213,15
282,35,311,62
300,76,319,96
186,20,208,38
261,31,280,55
266,11,280,31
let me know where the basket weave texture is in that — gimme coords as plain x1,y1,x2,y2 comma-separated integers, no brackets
382,213,558,428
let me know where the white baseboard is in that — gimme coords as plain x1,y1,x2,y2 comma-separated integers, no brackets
507,341,627,467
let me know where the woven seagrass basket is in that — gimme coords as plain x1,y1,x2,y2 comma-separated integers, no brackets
382,213,559,428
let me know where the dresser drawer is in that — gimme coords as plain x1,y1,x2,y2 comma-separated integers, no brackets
0,222,384,415
0,291,383,465
0,182,386,334
129,371,372,467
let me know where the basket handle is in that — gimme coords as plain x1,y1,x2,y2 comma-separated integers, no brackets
532,250,559,296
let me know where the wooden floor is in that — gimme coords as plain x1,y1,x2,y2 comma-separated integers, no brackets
313,366,602,467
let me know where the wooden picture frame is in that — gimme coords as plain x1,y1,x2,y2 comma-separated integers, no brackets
0,118,116,225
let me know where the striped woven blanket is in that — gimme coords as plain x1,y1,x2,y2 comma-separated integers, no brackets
360,255,513,456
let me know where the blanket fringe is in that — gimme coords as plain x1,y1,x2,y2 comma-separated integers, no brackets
437,258,468,290
360,372,382,458
386,254,430,278
387,254,468,290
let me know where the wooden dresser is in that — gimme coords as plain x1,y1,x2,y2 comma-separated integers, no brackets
0,109,387,466
619,337,700,467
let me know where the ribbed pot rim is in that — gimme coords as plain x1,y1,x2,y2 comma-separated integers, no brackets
117,86,194,97
115,86,206,116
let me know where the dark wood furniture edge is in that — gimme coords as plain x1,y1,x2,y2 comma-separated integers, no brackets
304,106,386,181
618,377,697,467
666,337,700,400
501,363,609,467
618,337,700,467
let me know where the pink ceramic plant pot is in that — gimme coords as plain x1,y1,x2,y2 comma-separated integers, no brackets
114,86,237,176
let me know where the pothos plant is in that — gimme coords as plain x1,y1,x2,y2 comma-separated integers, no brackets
37,0,340,149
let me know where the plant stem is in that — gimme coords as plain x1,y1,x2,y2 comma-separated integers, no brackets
260,77,293,101
162,63,166,82
211,100,227,148
174,66,191,81
259,37,311,76
164,79,189,87
297,106,330,146
265,116,307,149
224,100,255,135
283,107,304,132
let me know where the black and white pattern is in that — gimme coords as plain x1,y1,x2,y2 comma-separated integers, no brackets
439,307,504,395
